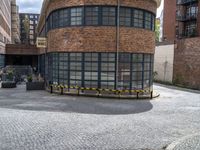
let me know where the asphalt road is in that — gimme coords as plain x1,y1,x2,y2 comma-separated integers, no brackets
0,83,200,150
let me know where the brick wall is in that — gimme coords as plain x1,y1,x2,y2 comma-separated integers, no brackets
47,27,155,54
163,0,176,42
173,37,200,90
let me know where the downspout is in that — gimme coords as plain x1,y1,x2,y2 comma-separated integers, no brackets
116,0,120,90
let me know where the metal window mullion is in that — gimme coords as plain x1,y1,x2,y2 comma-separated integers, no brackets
68,53,70,87
142,54,144,90
151,14,153,31
99,6,102,25
69,8,71,26
98,53,101,89
82,53,85,88
131,8,134,27
143,11,146,29
150,54,154,88
83,6,85,26
58,53,60,84
130,53,133,90
114,53,117,90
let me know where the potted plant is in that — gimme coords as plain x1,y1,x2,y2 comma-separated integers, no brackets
1,70,17,88
26,74,45,91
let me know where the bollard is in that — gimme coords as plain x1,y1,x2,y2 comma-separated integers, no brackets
151,91,153,99
137,92,139,99
50,85,53,94
61,87,63,95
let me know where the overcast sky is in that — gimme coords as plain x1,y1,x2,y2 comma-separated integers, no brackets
16,0,164,17
16,0,43,14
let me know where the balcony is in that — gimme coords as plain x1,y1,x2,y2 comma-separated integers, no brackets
177,30,198,38
176,13,197,21
177,0,198,5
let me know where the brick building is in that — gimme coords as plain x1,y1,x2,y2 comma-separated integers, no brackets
37,0,160,95
163,0,200,89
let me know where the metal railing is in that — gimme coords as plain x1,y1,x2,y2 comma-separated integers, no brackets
177,31,198,38
177,0,198,5
176,13,197,21
49,84,154,99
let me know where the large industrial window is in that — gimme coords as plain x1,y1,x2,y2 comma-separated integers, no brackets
145,12,152,30
59,9,70,27
84,53,99,88
52,11,59,28
70,53,82,86
43,53,153,91
101,53,116,89
71,8,83,26
133,10,144,28
45,6,155,33
118,53,131,89
120,8,131,26
85,7,99,25
102,7,116,26
132,54,143,89
59,53,69,85
52,53,59,84
143,54,151,88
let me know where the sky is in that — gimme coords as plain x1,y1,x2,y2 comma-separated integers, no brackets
16,0,164,17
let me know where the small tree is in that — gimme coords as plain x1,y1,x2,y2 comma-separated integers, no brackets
155,19,160,42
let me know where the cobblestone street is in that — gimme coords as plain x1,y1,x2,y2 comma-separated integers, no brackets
0,84,200,150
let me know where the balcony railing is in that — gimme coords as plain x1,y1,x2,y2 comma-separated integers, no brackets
177,0,198,5
176,13,197,21
177,30,198,38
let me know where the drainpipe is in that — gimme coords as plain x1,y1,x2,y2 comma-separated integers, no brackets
116,0,120,90
44,10,47,86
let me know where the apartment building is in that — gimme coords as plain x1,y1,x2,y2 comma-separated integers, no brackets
20,13,39,45
0,0,12,68
162,0,200,89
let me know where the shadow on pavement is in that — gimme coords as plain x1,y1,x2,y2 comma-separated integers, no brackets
0,85,153,115
1,96,153,115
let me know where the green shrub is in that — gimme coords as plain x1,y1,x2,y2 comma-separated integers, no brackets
27,75,32,82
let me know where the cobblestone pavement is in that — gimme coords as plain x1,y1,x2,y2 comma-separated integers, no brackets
0,84,200,150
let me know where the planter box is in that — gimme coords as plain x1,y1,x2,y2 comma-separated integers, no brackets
26,82,45,90
1,81,17,88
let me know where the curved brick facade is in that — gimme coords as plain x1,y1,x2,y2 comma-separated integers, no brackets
41,0,158,54
46,0,157,15
47,27,155,54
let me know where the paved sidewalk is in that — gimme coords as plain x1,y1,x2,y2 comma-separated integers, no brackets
0,84,199,150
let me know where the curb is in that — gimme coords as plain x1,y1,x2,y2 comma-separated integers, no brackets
166,134,200,150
